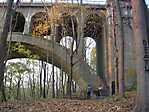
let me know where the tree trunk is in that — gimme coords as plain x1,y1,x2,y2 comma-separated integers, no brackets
17,78,21,100
29,74,33,97
43,62,46,98
22,80,26,99
112,5,119,94
115,57,119,94
56,69,59,97
39,61,43,97
51,23,55,98
114,0,125,97
61,69,65,97
132,0,149,112
69,54,73,98
0,0,14,102
72,81,76,93
64,73,67,97
68,16,76,98
66,75,70,97
46,66,49,96
8,73,13,99
52,64,55,98
47,73,51,97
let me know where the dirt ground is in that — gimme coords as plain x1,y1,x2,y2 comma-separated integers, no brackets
0,92,136,112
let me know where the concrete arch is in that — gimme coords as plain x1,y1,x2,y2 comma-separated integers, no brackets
8,32,99,90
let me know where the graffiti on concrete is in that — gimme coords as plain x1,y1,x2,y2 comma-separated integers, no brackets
143,39,149,71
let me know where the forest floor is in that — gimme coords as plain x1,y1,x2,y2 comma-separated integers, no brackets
0,91,136,112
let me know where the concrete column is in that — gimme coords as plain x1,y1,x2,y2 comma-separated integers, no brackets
23,9,32,35
108,37,114,95
23,17,31,34
96,37,104,78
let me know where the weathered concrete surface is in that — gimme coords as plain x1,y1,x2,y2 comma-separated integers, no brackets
0,3,106,34
7,32,99,90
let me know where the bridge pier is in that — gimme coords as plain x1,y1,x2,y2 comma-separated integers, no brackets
96,37,105,82
23,16,31,34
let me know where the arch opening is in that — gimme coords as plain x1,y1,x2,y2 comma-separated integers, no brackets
84,37,96,71
84,13,103,39
60,14,78,40
30,12,50,37
6,58,80,98
84,14,105,78
11,11,25,32
60,36,76,51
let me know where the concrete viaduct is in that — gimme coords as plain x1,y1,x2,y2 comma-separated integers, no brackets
0,1,137,90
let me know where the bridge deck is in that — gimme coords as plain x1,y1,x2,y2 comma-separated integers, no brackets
0,2,106,9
